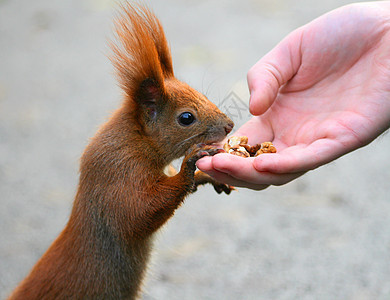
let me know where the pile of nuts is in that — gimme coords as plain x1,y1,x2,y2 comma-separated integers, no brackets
223,136,276,158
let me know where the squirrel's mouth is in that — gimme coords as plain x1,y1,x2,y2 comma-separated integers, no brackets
203,123,233,146
203,137,223,147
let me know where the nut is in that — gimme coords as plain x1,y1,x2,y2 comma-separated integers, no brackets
224,136,276,158
255,142,277,156
223,136,248,152
241,144,261,156
228,146,250,157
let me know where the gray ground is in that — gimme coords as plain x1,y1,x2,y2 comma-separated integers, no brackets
1,0,390,299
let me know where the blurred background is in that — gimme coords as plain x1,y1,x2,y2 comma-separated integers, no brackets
1,0,390,299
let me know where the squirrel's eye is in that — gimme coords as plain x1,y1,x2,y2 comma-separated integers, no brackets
178,112,196,126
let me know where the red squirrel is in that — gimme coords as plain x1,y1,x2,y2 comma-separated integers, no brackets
9,3,234,300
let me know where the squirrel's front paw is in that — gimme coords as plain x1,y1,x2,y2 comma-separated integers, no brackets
184,144,224,172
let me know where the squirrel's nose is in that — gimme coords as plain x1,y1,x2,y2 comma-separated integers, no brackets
224,122,234,135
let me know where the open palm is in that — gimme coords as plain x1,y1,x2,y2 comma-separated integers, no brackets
197,2,390,189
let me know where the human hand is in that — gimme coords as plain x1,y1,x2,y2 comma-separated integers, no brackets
197,2,390,189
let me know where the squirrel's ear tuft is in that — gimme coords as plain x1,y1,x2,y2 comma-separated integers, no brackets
109,3,174,101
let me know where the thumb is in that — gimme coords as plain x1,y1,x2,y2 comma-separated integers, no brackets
248,29,303,116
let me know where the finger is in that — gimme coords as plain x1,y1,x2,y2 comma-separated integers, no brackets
197,156,269,189
247,29,303,116
196,155,216,171
203,170,270,191
230,116,275,145
254,139,346,174
197,154,305,187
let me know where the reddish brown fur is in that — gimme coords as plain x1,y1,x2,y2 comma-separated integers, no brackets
9,3,233,299
110,2,173,100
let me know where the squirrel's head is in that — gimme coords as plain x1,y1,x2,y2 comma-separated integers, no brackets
110,4,234,162
134,77,233,161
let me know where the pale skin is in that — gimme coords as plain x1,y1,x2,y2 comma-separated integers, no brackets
197,1,390,190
